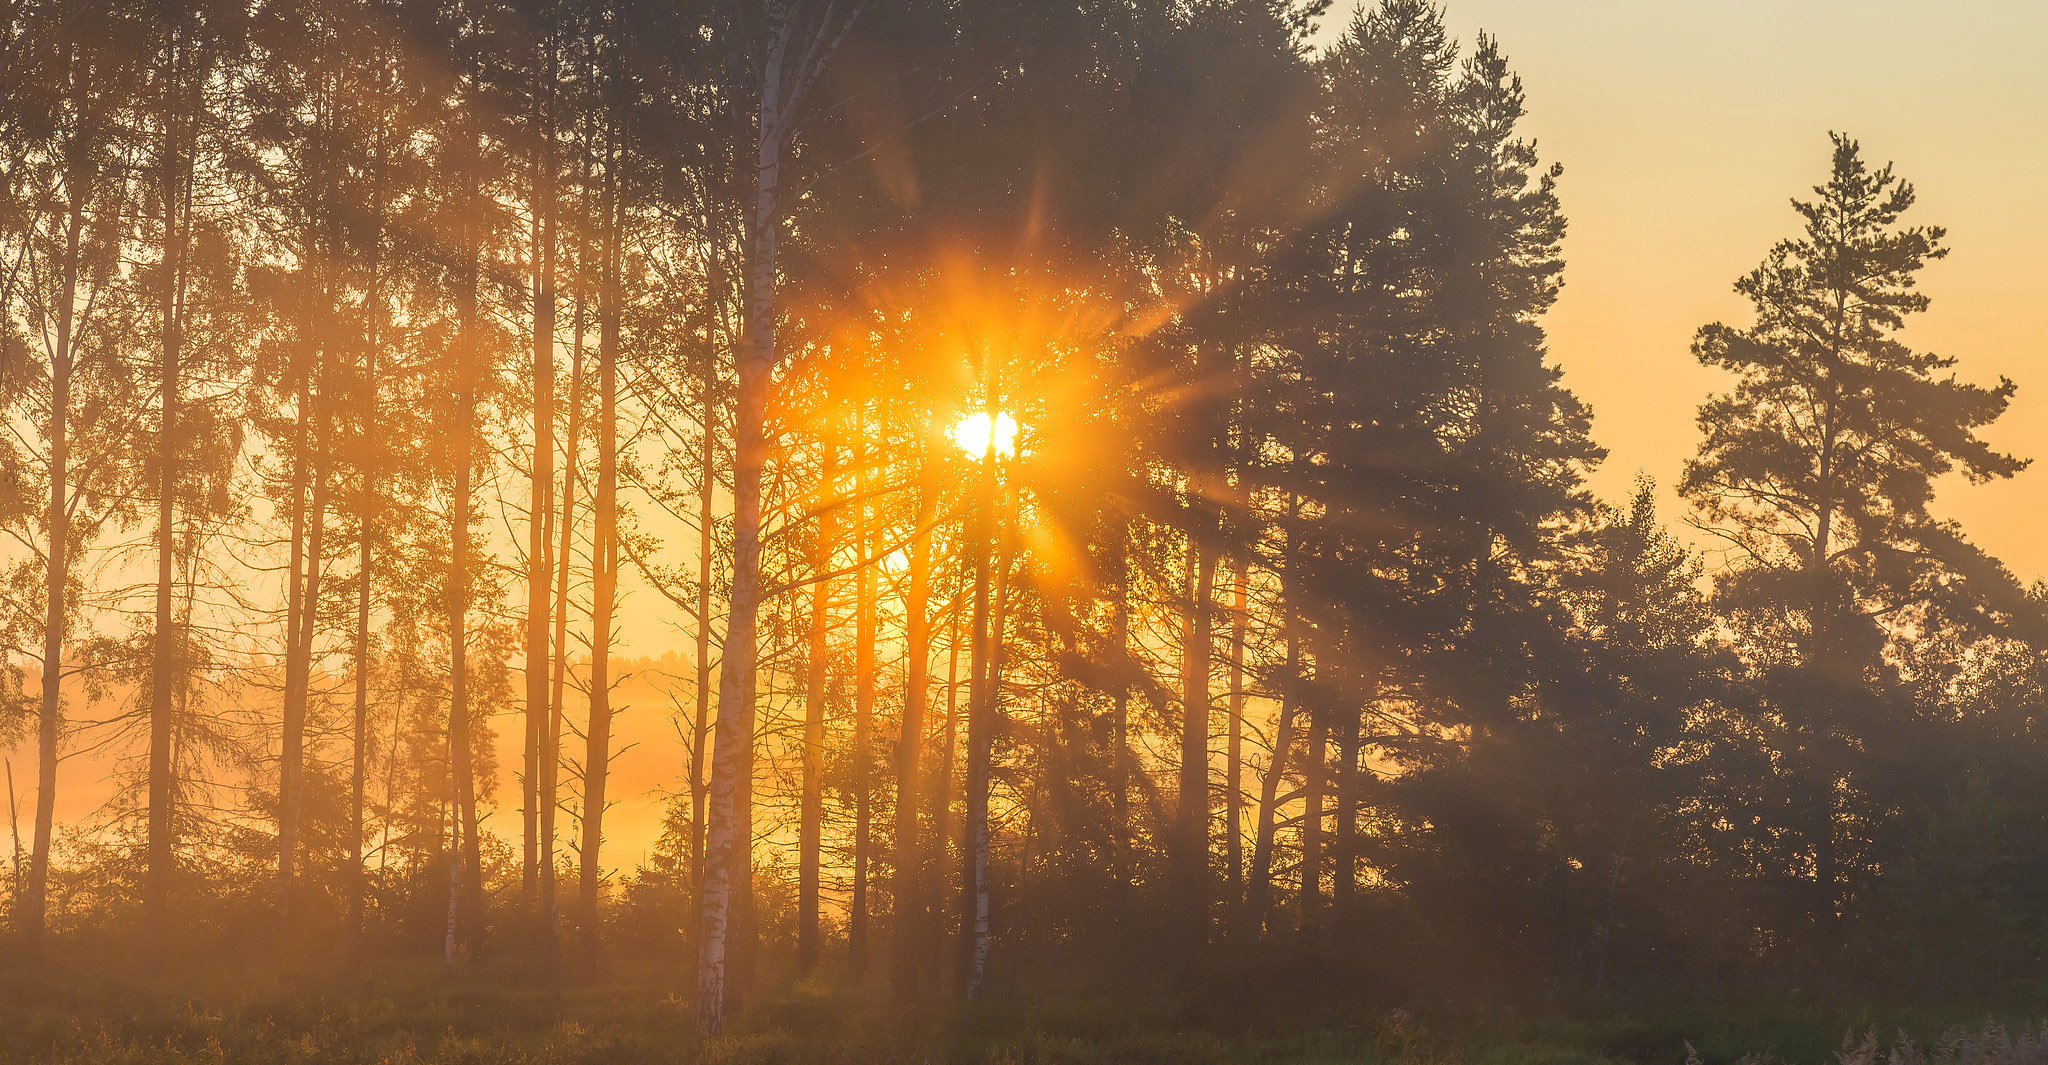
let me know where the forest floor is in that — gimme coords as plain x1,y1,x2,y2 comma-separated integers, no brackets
0,957,2012,1065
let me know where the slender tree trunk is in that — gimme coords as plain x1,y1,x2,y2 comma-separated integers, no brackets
967,485,1016,997
690,353,717,899
1300,699,1326,923
350,340,376,949
698,364,763,1026
1178,536,1216,947
6,763,20,907
443,765,458,967
553,98,590,970
696,42,787,1033
891,450,935,997
1291,487,1319,929
147,35,189,946
581,131,621,964
1109,529,1129,906
1333,699,1360,915
851,423,876,975
932,606,959,985
1809,489,1838,930
381,668,403,887
446,385,475,968
26,189,85,954
1247,649,1294,927
1224,331,1251,912
1226,565,1247,896
1251,499,1301,931
690,228,723,911
283,67,340,934
441,757,465,968
954,448,995,999
959,411,997,999
278,374,309,917
545,285,584,993
694,3,861,1026
445,111,487,965
797,445,835,973
349,92,390,954
301,414,331,855
689,100,731,903
281,379,331,928
729,660,759,1013
523,45,557,905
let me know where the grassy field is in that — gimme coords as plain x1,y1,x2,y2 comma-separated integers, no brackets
0,959,2030,1065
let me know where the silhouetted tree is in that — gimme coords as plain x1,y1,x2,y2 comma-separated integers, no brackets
1683,133,2027,940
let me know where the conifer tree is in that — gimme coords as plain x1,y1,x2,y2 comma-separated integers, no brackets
1683,134,2026,931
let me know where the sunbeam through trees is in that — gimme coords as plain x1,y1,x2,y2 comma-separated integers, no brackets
2,0,2046,1060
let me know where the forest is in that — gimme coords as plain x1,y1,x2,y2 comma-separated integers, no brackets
3,0,2046,1061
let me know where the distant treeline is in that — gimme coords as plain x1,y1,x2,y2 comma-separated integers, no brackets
0,0,2037,1025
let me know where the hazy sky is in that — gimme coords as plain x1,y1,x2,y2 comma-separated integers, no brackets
1312,1,2048,580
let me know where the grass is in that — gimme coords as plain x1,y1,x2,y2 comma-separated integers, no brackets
0,958,2037,1065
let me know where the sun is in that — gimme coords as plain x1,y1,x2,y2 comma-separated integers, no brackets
952,411,1018,458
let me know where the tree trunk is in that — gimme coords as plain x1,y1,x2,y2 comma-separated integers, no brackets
581,131,621,964
1253,499,1301,931
26,187,85,954
932,607,959,985
891,450,935,997
523,49,557,906
797,445,836,973
446,383,474,968
545,283,584,994
1109,528,1129,907
695,40,786,1033
1247,648,1294,927
281,374,330,928
147,33,189,946
1333,700,1360,915
729,660,760,1013
284,58,343,935
1177,536,1216,946
967,488,1017,998
1226,565,1247,896
1299,700,1326,923
278,375,309,921
1809,488,1838,931
691,243,720,909
444,109,487,965
851,423,876,975
959,410,997,999
350,341,375,950
349,95,389,954
694,0,863,1025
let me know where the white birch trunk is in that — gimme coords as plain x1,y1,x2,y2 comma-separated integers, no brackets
694,35,784,1032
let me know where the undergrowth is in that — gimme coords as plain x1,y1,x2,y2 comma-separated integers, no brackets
0,961,2041,1065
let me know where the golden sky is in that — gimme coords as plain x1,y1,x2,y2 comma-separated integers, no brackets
1328,1,2048,581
